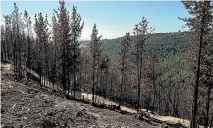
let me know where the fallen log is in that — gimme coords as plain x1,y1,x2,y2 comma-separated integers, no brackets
150,114,190,128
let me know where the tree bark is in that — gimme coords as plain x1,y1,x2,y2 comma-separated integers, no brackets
190,10,204,128
205,86,211,128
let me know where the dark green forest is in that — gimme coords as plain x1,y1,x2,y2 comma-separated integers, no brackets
82,32,189,58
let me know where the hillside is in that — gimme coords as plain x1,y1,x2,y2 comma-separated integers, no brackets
2,63,202,128
81,32,189,59
1,64,159,128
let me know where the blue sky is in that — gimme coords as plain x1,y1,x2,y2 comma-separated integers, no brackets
1,1,189,40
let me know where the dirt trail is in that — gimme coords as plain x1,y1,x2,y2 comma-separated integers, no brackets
1,65,159,128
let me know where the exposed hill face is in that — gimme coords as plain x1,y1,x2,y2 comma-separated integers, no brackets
1,63,198,128
81,32,189,59
1,65,158,128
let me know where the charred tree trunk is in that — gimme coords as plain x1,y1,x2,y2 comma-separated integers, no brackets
205,86,211,127
92,57,95,102
73,38,77,99
191,12,204,128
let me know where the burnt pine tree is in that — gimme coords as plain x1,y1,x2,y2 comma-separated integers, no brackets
100,54,110,98
2,14,16,65
1,25,6,62
180,1,213,128
34,13,42,86
11,3,22,79
43,14,50,86
132,17,154,112
54,0,71,93
1,18,6,62
70,6,84,98
24,10,32,84
2,15,13,63
119,32,131,105
200,23,213,127
34,14,41,83
51,14,59,89
96,37,103,101
34,13,50,86
90,24,102,102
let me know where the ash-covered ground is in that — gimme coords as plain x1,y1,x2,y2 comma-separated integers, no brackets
1,69,161,128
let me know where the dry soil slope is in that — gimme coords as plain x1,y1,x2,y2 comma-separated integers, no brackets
1,67,159,128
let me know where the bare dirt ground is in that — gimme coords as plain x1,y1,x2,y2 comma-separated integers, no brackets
1,69,161,128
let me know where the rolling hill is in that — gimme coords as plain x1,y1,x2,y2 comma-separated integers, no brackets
81,32,189,59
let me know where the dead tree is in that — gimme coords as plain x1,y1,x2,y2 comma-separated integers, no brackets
180,2,213,127
132,17,154,112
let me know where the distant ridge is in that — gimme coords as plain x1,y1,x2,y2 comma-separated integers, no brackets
81,32,189,59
